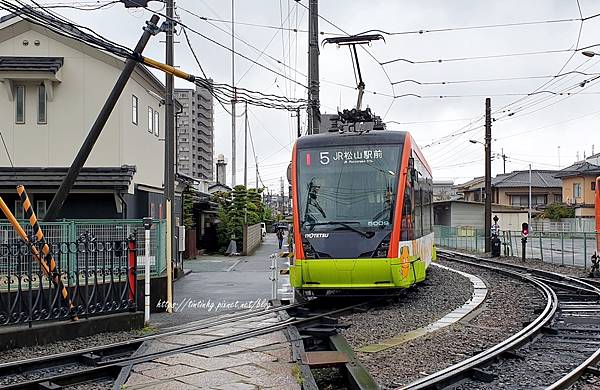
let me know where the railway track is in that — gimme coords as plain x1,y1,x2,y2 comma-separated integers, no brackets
0,297,379,390
403,250,600,390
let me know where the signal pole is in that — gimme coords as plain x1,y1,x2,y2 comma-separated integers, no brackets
485,98,492,254
164,0,174,313
231,0,237,186
307,0,320,135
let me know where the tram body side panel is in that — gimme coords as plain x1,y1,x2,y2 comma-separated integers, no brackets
290,232,434,289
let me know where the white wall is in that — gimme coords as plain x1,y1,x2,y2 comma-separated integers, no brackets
0,21,165,192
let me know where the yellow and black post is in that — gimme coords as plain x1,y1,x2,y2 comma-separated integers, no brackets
16,185,76,317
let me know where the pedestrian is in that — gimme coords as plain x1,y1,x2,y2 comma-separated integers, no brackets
276,229,284,250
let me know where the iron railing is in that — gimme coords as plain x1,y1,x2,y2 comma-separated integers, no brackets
0,219,166,276
434,225,600,269
0,233,137,326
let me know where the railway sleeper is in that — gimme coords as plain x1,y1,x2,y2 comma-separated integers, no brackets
468,367,497,383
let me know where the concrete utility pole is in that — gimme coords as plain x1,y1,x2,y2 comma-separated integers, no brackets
307,0,320,135
164,0,174,313
485,97,492,253
231,0,237,187
244,102,248,188
529,164,532,227
296,107,301,138
45,15,160,221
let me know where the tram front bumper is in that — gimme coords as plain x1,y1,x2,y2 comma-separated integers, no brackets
290,258,427,289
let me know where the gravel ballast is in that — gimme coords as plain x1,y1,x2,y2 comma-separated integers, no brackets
346,259,545,389
340,265,473,348
0,329,147,364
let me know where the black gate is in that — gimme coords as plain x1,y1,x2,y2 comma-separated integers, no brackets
0,233,138,326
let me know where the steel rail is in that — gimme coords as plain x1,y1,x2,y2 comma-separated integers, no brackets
440,249,600,296
2,299,377,390
409,250,600,390
401,253,558,390
0,300,306,375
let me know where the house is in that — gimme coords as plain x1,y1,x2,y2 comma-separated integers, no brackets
554,160,600,217
433,200,528,231
433,180,458,201
0,12,176,220
492,170,562,208
457,170,562,209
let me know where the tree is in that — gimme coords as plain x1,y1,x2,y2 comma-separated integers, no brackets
213,185,270,252
541,203,575,220
182,186,195,229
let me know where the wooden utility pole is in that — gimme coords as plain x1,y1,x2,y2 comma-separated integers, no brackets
45,15,160,221
307,0,320,134
485,98,492,253
502,148,507,174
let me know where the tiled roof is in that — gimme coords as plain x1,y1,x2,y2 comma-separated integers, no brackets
0,56,64,73
554,161,600,178
492,170,561,188
0,166,136,191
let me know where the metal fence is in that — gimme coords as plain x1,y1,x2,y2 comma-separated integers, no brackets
0,235,137,326
434,225,600,269
0,219,166,276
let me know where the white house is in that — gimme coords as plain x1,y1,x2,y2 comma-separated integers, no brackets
0,13,173,220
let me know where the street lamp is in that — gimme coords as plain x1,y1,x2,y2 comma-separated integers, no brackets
469,139,485,147
469,138,492,253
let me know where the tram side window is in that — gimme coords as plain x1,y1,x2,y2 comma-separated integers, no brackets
401,177,414,241
414,171,422,239
422,180,432,234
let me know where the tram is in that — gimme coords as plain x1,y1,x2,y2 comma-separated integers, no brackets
289,129,435,293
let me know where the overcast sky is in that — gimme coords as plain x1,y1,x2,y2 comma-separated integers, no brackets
9,0,600,192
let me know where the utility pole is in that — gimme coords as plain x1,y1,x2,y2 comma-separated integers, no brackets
501,148,506,174
528,164,532,227
558,145,561,168
45,15,160,221
296,107,301,138
255,157,259,190
231,0,237,186
280,177,285,216
164,0,174,313
485,97,492,254
244,102,248,188
307,0,320,135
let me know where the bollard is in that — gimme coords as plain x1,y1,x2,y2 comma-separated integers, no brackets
143,217,152,324
269,254,278,300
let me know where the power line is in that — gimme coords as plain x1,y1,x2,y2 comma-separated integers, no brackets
391,71,600,86
382,48,576,66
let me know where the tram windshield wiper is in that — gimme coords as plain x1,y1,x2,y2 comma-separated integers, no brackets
307,221,375,238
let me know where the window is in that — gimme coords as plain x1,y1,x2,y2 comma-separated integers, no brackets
36,200,46,219
554,194,563,203
14,201,24,220
15,85,25,124
573,182,582,198
592,181,596,191
132,95,138,125
148,107,153,133
37,84,47,124
153,110,159,136
510,195,547,207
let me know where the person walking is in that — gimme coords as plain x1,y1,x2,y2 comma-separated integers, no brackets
276,228,284,250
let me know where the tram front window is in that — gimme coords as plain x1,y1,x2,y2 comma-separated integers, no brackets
297,144,402,233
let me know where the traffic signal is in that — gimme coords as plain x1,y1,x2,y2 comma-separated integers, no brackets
521,222,529,241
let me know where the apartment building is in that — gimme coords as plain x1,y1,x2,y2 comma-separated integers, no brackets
175,84,214,181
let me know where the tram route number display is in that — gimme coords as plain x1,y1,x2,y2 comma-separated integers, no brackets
314,149,384,165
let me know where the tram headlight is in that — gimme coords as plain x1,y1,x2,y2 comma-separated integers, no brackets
373,234,391,258
302,240,317,259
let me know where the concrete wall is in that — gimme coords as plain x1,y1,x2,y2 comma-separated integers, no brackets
242,223,262,256
0,19,165,192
